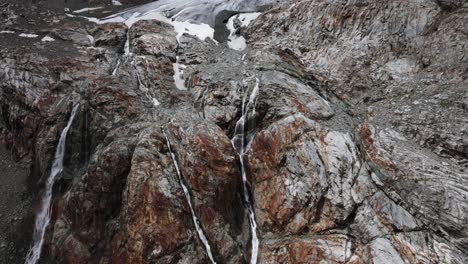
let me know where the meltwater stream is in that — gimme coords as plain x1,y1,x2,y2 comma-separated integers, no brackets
163,129,217,264
25,105,80,264
231,78,260,264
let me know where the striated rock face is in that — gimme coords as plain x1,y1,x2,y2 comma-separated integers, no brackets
0,0,466,263
51,121,246,263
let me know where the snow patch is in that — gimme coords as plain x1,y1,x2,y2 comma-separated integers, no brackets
73,7,104,13
0,30,15,34
226,12,261,51
152,98,161,106
238,13,262,27
19,33,39,38
81,10,215,43
171,19,215,43
41,36,55,42
112,0,123,6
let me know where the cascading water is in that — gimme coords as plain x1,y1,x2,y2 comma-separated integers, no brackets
162,129,217,264
111,59,121,75
25,104,80,264
133,62,161,106
75,2,269,262
231,78,260,264
123,29,131,57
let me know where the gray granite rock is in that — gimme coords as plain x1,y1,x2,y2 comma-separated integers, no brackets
0,0,466,263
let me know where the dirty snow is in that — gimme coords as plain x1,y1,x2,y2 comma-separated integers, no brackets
227,13,261,50
83,10,215,43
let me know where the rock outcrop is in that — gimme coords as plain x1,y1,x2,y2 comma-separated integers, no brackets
0,0,466,263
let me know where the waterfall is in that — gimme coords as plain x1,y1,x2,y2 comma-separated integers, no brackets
162,129,217,264
133,64,160,107
231,78,260,264
111,59,121,75
173,56,188,90
25,104,80,264
123,29,131,57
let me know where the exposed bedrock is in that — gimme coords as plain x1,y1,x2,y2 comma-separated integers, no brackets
0,0,466,263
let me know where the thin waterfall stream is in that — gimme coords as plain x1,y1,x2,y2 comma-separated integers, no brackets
111,59,121,75
231,78,260,264
25,104,80,264
162,129,217,264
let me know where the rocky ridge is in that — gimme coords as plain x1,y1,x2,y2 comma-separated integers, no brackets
0,0,467,263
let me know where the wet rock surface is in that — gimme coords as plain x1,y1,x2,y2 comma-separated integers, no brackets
0,0,467,263
0,144,33,263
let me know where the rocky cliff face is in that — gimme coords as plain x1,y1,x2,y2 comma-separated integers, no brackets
0,0,467,263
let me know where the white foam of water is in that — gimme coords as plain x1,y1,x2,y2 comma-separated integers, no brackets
231,78,261,264
19,33,39,38
134,64,161,107
173,56,187,90
73,7,104,13
238,154,260,264
123,31,131,55
163,130,216,264
41,36,55,42
112,59,121,75
25,105,80,264
249,77,260,104
113,12,138,56
87,34,95,46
